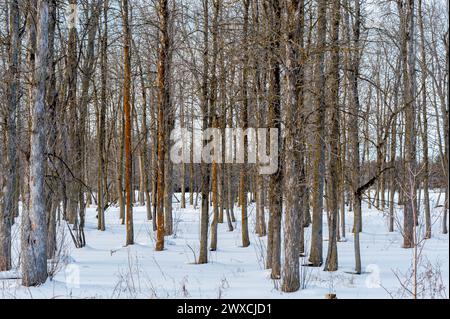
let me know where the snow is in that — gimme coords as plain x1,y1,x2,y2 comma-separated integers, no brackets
0,190,448,299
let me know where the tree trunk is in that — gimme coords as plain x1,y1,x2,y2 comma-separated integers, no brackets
122,0,134,246
309,0,327,267
349,0,362,273
156,0,170,251
97,0,108,232
210,0,220,251
239,0,250,248
198,0,210,264
22,0,49,287
398,0,417,249
324,0,340,272
66,0,79,226
282,0,305,292
45,0,57,259
263,0,282,279
0,0,20,271
418,0,431,239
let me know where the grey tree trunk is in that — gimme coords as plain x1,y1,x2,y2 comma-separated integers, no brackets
0,0,20,271
398,0,417,248
66,0,79,226
418,0,431,239
282,0,305,292
156,0,170,251
97,0,108,232
309,0,327,267
22,0,49,287
349,0,362,273
324,0,340,272
122,0,134,246
45,0,57,259
263,0,282,279
210,0,220,251
239,0,250,248
198,0,210,264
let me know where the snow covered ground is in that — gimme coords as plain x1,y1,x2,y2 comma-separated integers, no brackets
1,190,448,299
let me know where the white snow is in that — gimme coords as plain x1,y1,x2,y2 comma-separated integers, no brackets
1,190,448,299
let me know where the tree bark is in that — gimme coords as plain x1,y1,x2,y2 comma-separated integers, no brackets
239,0,250,248
263,0,282,279
0,0,20,271
121,0,134,246
324,0,340,272
198,0,210,264
156,0,170,251
309,0,327,267
97,0,109,232
22,0,49,287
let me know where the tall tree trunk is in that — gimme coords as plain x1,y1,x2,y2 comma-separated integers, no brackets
122,0,134,246
324,0,340,272
0,0,20,271
399,0,417,249
418,0,431,239
350,0,362,274
98,0,109,232
22,0,49,287
264,0,282,279
45,0,57,259
253,0,266,237
156,0,170,251
282,0,305,292
309,0,327,267
198,0,210,264
66,0,78,226
210,0,220,251
239,0,250,248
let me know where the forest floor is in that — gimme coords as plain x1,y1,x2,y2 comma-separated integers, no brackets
1,190,448,299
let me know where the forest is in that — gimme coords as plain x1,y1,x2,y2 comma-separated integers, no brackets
0,0,448,299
